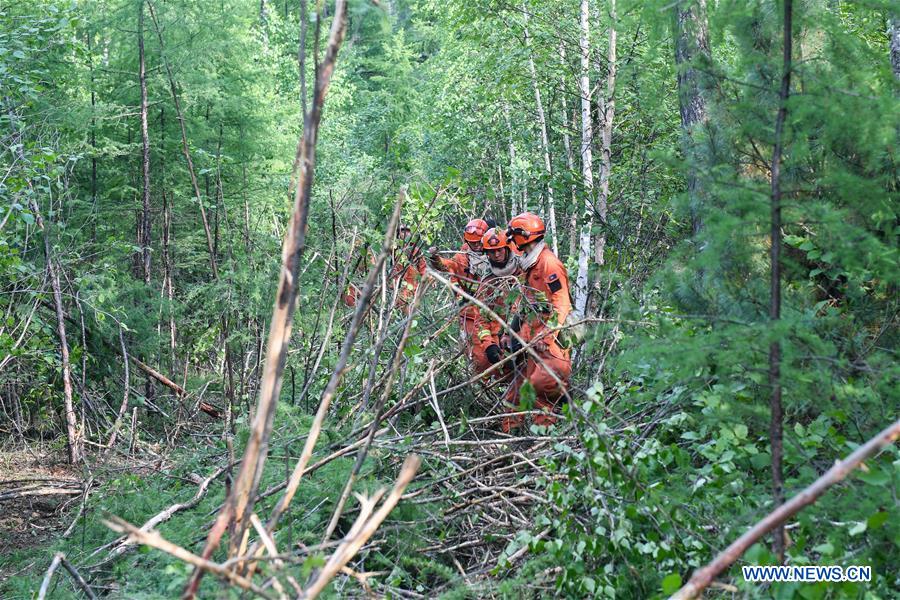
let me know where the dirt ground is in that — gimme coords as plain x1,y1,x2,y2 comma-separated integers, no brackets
0,448,82,586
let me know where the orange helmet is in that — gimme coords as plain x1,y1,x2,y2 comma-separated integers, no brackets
507,212,545,247
481,227,512,250
463,218,489,244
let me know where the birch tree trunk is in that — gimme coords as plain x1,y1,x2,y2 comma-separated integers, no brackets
890,15,900,81
523,8,557,254
502,102,520,215
138,0,151,285
674,0,711,235
574,0,595,316
594,0,616,266
559,43,579,260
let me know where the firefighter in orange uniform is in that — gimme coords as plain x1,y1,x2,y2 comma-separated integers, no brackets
470,227,520,375
504,212,572,429
428,219,491,371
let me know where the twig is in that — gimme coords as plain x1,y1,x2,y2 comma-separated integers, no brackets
58,555,98,600
103,516,274,599
37,553,63,600
302,455,421,599
671,418,900,600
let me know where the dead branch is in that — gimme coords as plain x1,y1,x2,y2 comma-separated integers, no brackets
671,417,900,600
103,516,274,599
302,454,421,599
37,553,63,600
186,2,351,594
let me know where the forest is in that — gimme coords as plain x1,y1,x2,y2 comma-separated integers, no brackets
0,0,898,598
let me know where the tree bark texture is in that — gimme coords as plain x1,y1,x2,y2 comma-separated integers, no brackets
523,8,558,254
594,0,616,266
769,0,793,564
574,0,595,316
674,0,711,236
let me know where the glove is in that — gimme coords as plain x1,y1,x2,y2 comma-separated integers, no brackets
485,344,503,364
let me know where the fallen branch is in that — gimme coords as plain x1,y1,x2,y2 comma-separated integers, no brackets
302,454,421,599
58,555,98,600
130,356,222,419
671,417,900,600
37,553,63,600
103,516,274,599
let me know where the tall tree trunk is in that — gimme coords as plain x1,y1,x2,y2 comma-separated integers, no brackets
502,102,520,216
147,0,219,280
138,0,155,410
523,7,558,254
573,0,595,316
559,43,579,260
594,0,616,266
138,0,151,285
769,0,794,564
6,103,81,463
674,0,712,236
890,15,900,81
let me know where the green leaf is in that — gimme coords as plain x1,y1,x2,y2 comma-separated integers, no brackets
848,521,867,536
857,467,890,486
867,511,889,530
661,573,682,594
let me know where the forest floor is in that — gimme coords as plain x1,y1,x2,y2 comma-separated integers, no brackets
0,449,79,586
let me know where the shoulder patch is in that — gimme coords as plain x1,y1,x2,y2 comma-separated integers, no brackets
547,272,562,293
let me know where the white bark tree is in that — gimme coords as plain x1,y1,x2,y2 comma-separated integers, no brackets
594,0,616,266
574,0,595,316
523,6,558,254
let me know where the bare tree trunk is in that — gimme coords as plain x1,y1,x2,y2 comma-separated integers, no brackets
594,0,616,266
146,0,218,279
769,0,793,564
559,43,578,260
184,2,349,595
674,0,711,235
890,15,900,81
523,7,557,254
6,103,81,464
138,0,151,285
574,0,595,316
502,102,520,216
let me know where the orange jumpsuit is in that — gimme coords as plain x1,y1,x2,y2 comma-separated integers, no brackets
504,245,572,429
472,272,519,376
432,244,491,372
391,249,426,314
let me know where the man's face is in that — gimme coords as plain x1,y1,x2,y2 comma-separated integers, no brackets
486,247,508,266
468,240,483,253
398,228,411,241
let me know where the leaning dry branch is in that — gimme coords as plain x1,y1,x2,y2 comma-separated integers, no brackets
130,356,221,418
302,455,421,599
187,2,350,591
671,417,900,600
103,516,274,599
37,553,63,600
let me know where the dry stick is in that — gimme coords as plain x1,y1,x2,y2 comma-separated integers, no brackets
428,365,451,449
252,196,404,561
184,5,350,590
103,516,274,599
58,555,98,600
106,328,131,449
670,417,900,600
297,231,358,406
37,553,63,600
323,279,428,541
249,515,288,600
303,455,421,599
130,356,221,418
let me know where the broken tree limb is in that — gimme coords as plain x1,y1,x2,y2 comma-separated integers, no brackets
184,3,350,595
37,553,63,600
129,356,221,419
302,454,421,599
670,417,900,600
103,516,274,599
